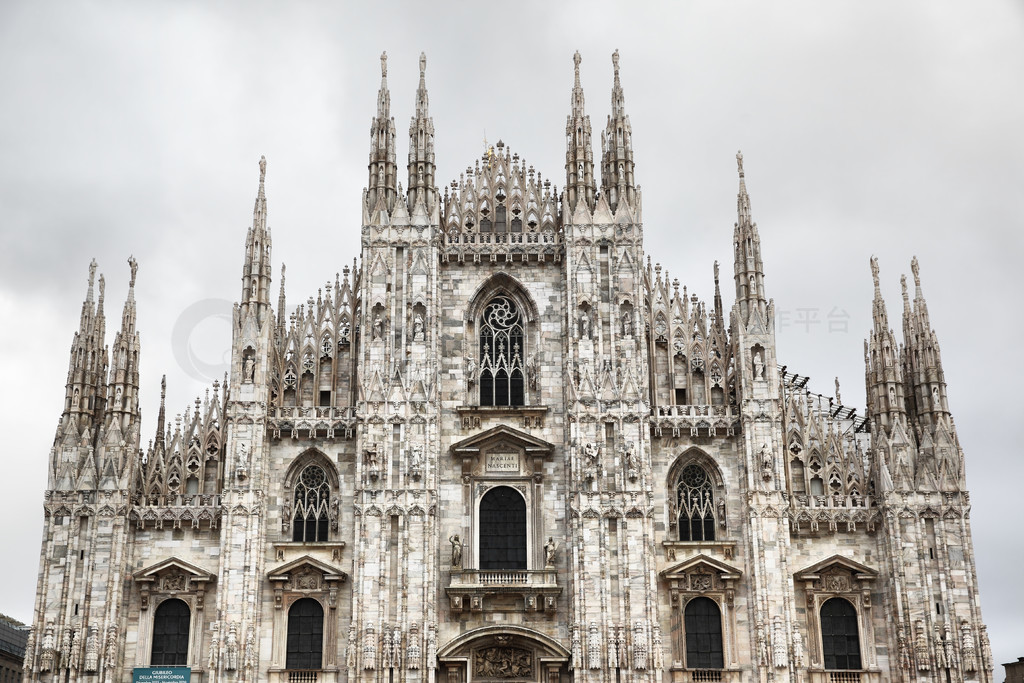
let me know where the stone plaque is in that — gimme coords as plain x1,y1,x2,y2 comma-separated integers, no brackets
486,452,520,473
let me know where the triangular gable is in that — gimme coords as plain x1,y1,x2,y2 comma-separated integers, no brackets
794,554,878,581
450,424,555,458
134,557,216,583
660,553,742,581
268,554,348,582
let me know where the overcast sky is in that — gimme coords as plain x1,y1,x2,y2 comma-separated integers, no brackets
1,0,1021,669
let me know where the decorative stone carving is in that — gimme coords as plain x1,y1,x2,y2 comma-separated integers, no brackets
960,619,977,671
570,624,581,670
753,350,765,379
579,310,591,339
382,627,394,669
607,624,618,670
208,622,220,670
771,616,786,668
163,572,187,592
363,626,376,670
624,441,639,481
897,627,910,670
409,444,424,480
40,622,55,673
474,646,532,678
651,624,664,670
413,313,425,341
244,625,256,677
365,445,380,480
756,623,769,667
760,443,773,481
449,534,463,568
70,628,81,672
407,623,421,670
934,626,946,669
792,629,804,668
224,623,239,671
980,625,993,671
914,620,930,671
426,623,437,667
84,625,99,673
587,622,601,670
544,537,557,567
633,621,648,670
60,628,72,671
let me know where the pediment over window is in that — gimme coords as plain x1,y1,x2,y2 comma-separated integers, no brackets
451,425,555,480
268,555,348,610
133,557,215,610
660,553,742,582
134,557,216,585
794,554,878,583
268,554,348,584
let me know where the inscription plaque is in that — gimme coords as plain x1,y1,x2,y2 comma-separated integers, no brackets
486,452,520,472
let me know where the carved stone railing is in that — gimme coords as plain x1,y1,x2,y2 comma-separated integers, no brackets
128,494,222,529
447,569,560,614
287,671,320,683
439,230,564,263
668,669,743,683
268,406,357,440
790,496,881,534
807,671,880,683
651,405,739,437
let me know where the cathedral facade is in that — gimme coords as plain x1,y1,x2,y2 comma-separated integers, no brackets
26,52,993,683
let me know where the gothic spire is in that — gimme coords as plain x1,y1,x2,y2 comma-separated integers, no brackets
732,151,767,323
106,257,142,433
368,51,397,213
565,51,595,213
407,52,436,209
712,260,724,330
864,256,908,437
601,49,635,211
59,259,109,439
902,256,951,431
240,156,273,319
276,263,287,339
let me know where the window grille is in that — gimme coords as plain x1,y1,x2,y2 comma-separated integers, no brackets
151,599,190,666
685,597,724,669
286,598,324,670
821,598,861,671
479,486,527,570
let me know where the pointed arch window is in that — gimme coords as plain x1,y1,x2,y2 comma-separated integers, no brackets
478,486,527,570
292,465,330,542
479,296,525,407
286,598,324,671
684,597,724,669
151,599,190,666
821,598,861,670
676,464,716,541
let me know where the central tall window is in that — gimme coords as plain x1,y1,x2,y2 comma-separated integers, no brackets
684,597,724,669
293,465,330,542
151,599,190,666
677,464,716,541
479,486,527,570
479,296,525,407
286,598,324,670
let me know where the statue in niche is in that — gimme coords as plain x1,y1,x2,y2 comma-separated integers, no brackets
365,447,380,478
409,444,424,478
413,313,425,341
449,534,463,568
544,537,557,567
243,355,255,383
372,314,384,340
465,353,476,386
753,350,765,379
579,310,591,339
624,441,640,480
622,312,632,337
527,354,538,390
760,444,773,481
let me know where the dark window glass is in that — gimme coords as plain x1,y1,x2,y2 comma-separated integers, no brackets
479,486,527,570
151,599,190,666
677,464,716,541
286,598,324,670
821,598,861,670
684,597,724,669
292,465,330,542
479,297,525,407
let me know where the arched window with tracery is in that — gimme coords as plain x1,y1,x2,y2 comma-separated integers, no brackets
151,598,190,666
676,464,716,541
684,597,724,669
292,465,330,542
821,598,861,670
479,296,525,407
286,598,324,671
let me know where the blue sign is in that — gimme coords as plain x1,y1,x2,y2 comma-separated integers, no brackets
132,667,191,683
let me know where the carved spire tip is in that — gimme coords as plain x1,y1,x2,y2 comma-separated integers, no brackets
380,51,387,78
128,255,138,288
